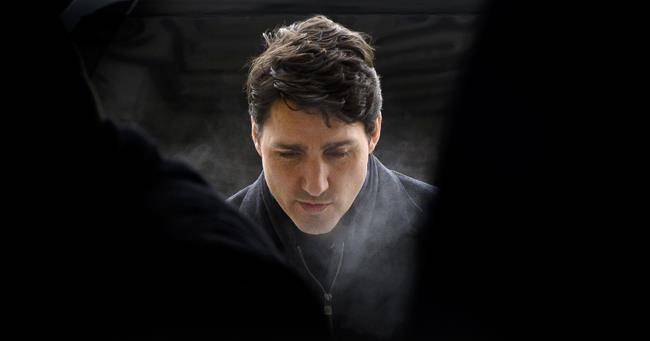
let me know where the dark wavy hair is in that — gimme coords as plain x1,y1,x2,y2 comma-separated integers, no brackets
246,15,382,135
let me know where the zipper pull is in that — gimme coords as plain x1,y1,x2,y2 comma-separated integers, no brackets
323,293,333,316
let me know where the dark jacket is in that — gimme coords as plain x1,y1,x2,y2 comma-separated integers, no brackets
36,118,330,340
23,19,329,340
228,155,436,340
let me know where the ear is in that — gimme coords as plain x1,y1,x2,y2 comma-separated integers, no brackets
251,117,262,156
368,114,382,154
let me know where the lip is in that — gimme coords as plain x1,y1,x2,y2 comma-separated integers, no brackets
298,201,331,214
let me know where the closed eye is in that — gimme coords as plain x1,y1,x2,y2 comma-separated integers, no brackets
326,150,349,159
278,151,301,158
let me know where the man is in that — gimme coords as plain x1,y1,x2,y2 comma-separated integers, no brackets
228,15,436,340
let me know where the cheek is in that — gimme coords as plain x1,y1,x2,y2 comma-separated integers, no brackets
332,156,368,195
262,157,297,193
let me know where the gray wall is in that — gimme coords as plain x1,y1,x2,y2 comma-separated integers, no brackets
90,9,480,196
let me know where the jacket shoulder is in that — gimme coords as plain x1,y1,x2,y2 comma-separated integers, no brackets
392,171,438,212
227,184,253,208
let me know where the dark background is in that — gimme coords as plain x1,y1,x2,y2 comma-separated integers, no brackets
79,0,486,196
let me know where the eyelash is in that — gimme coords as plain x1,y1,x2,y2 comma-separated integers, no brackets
327,151,349,158
278,151,300,158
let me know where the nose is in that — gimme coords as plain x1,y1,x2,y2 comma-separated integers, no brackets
301,157,329,198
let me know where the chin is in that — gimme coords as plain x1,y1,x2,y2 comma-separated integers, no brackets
294,218,338,235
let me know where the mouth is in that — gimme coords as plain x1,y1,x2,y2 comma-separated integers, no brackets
297,201,332,214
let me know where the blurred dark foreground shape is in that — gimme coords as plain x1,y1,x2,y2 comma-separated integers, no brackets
18,4,329,340
409,0,604,340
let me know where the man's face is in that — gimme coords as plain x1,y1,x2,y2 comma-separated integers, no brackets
252,100,381,235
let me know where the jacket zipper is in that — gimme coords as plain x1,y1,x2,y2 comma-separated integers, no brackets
296,242,345,336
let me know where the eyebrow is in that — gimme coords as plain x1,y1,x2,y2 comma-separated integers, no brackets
271,140,357,151
271,143,305,151
322,140,357,150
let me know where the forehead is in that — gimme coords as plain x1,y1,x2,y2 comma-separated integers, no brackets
262,100,365,145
